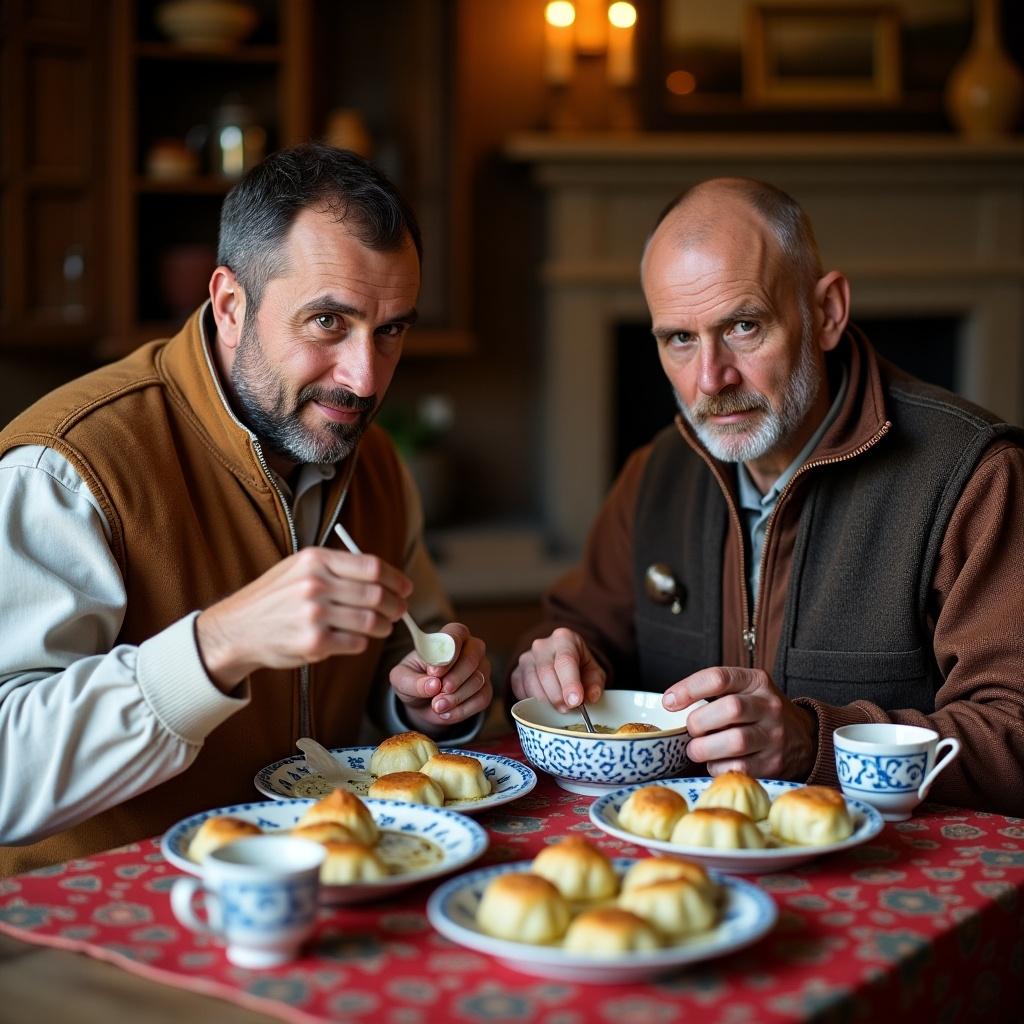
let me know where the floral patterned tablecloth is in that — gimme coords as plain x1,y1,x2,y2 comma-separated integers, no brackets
1,736,1023,1024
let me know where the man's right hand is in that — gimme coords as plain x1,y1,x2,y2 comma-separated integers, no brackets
195,548,412,692
509,627,606,712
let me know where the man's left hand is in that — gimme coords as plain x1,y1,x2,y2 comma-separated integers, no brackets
663,666,816,779
389,623,492,733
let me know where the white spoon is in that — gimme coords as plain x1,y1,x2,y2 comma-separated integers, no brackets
333,522,456,667
296,737,347,788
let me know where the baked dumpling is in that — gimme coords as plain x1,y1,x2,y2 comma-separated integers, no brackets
621,856,718,900
369,731,439,776
531,837,619,901
420,753,490,800
476,873,570,944
618,877,717,938
319,840,389,884
695,771,772,822
617,786,688,841
187,816,262,863
563,908,662,955
297,788,379,845
768,786,854,846
367,771,444,807
290,822,358,845
615,722,658,735
670,808,766,849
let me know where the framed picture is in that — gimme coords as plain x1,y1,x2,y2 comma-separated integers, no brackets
743,4,902,108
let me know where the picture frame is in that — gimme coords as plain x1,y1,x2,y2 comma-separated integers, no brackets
743,4,902,108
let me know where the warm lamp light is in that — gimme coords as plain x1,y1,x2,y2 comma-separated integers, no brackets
544,1,576,85
607,1,637,86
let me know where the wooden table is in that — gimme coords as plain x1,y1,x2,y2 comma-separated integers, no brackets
2,736,1022,1024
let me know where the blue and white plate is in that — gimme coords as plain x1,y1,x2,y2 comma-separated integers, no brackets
427,858,777,983
590,778,884,874
254,746,536,814
162,798,488,905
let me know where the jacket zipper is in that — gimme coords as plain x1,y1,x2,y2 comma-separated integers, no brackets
687,419,891,668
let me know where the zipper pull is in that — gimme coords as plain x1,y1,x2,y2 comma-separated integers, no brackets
742,627,756,653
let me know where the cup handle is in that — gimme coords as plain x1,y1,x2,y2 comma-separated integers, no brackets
170,876,219,937
917,737,961,800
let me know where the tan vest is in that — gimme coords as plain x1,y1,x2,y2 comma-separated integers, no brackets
0,309,407,873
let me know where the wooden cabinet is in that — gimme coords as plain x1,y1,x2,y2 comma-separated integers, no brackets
104,0,311,355
0,0,107,349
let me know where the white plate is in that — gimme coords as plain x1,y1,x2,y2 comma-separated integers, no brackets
426,858,777,984
590,778,884,874
254,746,536,814
162,798,488,905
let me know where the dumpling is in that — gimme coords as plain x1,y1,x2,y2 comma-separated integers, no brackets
768,786,853,846
670,808,766,849
615,722,658,735
695,771,772,822
319,840,389,884
187,816,262,863
476,873,570,944
297,788,379,845
618,877,717,938
369,731,439,776
620,856,718,900
531,837,619,901
367,771,444,807
563,908,662,955
617,786,688,841
420,753,490,800
290,822,358,845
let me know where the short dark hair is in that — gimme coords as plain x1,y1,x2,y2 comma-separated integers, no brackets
217,142,422,313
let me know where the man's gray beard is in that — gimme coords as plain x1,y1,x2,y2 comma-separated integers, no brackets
229,318,376,465
677,323,821,464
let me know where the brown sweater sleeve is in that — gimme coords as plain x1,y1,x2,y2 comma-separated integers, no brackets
506,446,653,688
797,439,1024,815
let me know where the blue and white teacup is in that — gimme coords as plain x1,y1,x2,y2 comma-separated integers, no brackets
834,724,961,822
171,835,324,968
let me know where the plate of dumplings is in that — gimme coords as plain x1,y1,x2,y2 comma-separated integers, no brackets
161,789,488,905
254,731,537,814
426,836,777,983
589,772,884,873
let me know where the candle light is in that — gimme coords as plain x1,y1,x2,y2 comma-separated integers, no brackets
544,1,576,86
607,1,637,87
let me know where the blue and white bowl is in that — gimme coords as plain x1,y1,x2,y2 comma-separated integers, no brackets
511,690,704,796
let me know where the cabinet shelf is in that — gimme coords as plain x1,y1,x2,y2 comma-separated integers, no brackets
134,177,234,195
134,42,282,64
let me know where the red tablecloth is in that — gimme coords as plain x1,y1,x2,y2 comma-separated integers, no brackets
2,736,1023,1023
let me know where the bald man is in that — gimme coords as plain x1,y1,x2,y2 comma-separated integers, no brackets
510,178,1024,815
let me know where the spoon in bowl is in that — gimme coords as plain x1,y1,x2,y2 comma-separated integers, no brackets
578,703,597,734
296,737,347,788
333,522,456,667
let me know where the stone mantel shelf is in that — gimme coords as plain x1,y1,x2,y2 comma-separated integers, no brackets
505,132,1024,164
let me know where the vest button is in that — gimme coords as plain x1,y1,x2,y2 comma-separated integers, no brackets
644,563,684,613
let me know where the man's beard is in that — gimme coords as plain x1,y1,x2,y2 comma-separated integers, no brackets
676,319,821,464
230,318,377,465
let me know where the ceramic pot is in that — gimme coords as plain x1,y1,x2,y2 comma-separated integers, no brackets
945,0,1024,139
156,0,258,51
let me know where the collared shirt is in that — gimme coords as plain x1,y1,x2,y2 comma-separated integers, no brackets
736,367,848,609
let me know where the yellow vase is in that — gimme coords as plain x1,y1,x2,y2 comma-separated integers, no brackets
945,0,1024,139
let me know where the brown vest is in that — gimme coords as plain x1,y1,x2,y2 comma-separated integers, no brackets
0,309,407,873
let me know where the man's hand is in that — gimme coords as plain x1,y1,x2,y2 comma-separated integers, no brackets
389,623,492,732
509,627,606,712
196,547,413,691
664,666,817,779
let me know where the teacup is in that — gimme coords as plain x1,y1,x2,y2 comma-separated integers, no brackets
171,834,325,968
833,724,960,822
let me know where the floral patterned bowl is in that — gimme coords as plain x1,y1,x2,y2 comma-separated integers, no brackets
511,690,704,796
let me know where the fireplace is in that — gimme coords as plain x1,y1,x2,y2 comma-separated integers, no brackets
507,133,1024,554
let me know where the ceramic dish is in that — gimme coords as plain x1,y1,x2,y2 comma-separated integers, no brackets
589,778,884,874
162,798,488,905
511,691,706,796
254,747,536,813
426,858,777,983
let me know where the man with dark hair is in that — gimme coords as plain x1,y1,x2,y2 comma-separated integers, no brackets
510,177,1024,816
0,144,492,872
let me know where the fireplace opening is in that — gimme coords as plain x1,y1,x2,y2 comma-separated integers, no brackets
612,315,962,476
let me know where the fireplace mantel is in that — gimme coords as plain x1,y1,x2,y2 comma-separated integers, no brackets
506,132,1024,554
